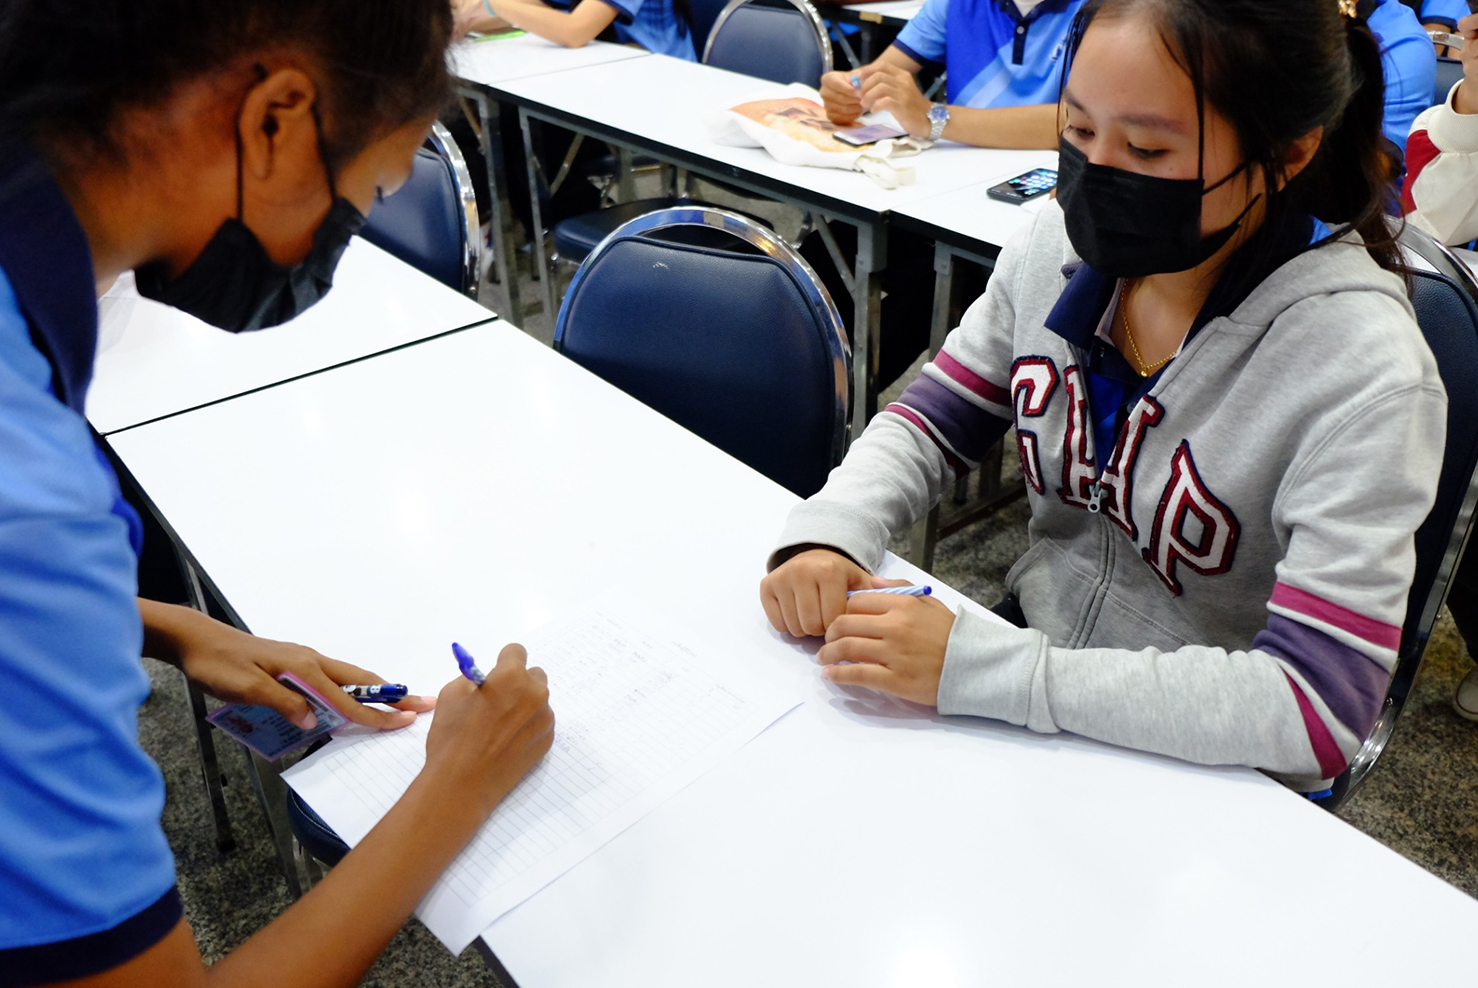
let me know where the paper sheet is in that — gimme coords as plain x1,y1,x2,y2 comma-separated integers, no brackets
282,610,800,951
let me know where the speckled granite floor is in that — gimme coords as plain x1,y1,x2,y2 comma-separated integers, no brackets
135,185,1477,984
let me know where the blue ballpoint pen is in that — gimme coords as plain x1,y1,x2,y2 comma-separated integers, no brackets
341,683,409,704
452,642,486,686
847,585,933,597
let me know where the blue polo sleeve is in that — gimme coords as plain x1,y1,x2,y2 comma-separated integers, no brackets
0,269,179,984
893,0,949,67
1420,0,1465,29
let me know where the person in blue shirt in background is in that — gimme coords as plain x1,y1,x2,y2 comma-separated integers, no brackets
1369,0,1439,158
822,0,1084,147
0,1,555,985
454,0,696,60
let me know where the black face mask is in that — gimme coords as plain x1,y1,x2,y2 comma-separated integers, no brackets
135,107,366,332
1055,138,1259,279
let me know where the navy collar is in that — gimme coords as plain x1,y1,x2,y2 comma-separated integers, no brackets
997,0,1076,26
1042,208,1317,354
0,146,99,415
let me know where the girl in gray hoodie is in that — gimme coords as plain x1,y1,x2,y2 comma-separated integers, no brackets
761,0,1447,793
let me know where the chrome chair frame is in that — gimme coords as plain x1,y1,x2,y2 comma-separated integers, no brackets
702,0,835,77
425,120,484,300
1331,226,1478,806
555,206,852,471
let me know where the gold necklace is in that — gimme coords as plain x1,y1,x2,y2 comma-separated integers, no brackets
1119,279,1176,378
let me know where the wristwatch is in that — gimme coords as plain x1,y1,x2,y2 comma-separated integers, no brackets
927,102,950,142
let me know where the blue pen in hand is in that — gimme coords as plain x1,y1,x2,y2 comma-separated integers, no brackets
341,683,409,703
452,642,486,686
847,585,933,597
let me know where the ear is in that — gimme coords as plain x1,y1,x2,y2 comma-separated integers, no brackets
238,66,320,184
1278,125,1324,189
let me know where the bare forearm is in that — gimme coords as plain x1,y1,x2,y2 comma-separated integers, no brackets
877,45,921,74
491,0,614,47
941,103,1059,149
206,769,490,988
139,597,204,666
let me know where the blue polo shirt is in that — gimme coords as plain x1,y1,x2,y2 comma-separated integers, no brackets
1414,0,1466,29
594,0,695,60
892,0,1084,108
1370,0,1439,155
0,146,180,986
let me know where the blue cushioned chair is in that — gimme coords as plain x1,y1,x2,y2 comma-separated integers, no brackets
549,0,833,273
359,121,482,298
556,207,850,497
287,787,350,880
1319,227,1478,809
704,0,834,88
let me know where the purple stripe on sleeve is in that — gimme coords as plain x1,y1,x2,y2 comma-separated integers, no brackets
894,374,1011,465
1254,612,1390,741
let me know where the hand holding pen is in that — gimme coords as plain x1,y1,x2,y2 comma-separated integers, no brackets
421,641,556,817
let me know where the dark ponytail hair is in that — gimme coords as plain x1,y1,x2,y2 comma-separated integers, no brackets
1068,0,1403,273
0,0,454,175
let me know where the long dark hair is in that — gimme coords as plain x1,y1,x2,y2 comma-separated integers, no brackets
0,0,454,175
1066,0,1402,273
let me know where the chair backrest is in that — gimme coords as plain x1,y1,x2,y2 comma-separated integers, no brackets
1326,226,1478,807
554,207,850,498
359,121,482,298
1434,56,1464,108
688,0,733,59
703,0,833,88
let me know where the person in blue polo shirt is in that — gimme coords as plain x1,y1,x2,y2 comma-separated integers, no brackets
1369,0,1439,156
821,0,1085,148
0,1,556,985
454,0,696,60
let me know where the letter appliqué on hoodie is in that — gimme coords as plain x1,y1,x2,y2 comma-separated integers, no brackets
1010,357,1059,493
1143,440,1241,595
1056,366,1097,508
1096,396,1164,541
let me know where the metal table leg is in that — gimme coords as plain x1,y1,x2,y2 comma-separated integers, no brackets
460,87,522,322
929,241,955,358
852,221,887,435
520,108,558,323
178,552,236,853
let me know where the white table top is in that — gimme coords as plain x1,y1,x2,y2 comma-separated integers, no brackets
837,0,924,23
452,33,651,89
891,149,1060,258
88,238,493,435
106,322,1478,986
490,55,1050,220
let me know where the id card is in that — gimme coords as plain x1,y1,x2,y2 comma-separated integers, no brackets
207,672,350,761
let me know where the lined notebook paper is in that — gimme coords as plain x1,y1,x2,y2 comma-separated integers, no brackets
282,610,800,951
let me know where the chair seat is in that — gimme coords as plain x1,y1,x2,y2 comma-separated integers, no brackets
287,787,350,868
554,198,773,263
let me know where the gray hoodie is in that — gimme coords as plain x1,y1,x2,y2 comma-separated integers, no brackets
773,202,1446,791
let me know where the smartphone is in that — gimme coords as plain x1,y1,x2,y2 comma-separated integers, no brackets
834,124,908,146
987,167,1058,205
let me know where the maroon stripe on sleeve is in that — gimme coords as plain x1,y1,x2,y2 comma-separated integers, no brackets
1269,582,1401,651
933,349,1012,407
1283,674,1350,779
